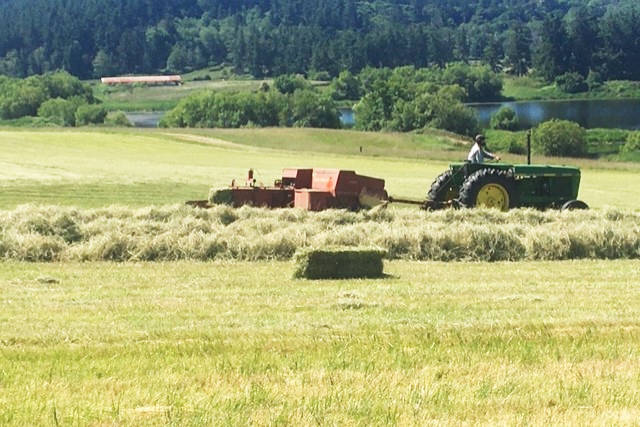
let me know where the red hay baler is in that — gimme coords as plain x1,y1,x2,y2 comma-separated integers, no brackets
188,168,391,211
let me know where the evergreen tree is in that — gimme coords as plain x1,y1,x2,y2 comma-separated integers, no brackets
565,6,597,76
533,14,569,81
503,23,531,76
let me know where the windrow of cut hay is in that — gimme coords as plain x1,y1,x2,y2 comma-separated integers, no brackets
1,204,639,262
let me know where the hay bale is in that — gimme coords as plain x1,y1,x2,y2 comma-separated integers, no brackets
293,247,386,279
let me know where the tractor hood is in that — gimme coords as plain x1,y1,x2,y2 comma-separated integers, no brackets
512,164,580,177
449,162,580,177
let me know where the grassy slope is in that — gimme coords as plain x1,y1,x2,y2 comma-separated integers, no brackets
2,260,640,425
1,128,640,209
97,80,270,111
503,76,640,101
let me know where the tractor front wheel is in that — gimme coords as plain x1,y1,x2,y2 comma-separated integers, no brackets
458,168,516,211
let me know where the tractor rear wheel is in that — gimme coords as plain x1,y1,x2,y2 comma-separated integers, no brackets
458,168,516,211
427,169,459,202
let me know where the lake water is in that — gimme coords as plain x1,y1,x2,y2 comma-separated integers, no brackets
124,112,165,128
470,99,640,130
339,108,356,126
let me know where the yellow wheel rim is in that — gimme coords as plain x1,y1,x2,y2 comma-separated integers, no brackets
476,183,510,211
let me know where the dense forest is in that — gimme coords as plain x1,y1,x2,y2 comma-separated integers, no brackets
1,0,639,82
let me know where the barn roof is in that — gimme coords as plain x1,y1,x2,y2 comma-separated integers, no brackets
101,75,182,84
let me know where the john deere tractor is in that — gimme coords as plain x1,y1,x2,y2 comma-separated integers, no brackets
426,161,587,211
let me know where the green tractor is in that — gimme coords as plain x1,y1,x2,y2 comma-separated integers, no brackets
426,162,587,211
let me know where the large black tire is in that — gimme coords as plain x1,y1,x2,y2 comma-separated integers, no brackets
427,169,459,202
458,168,517,211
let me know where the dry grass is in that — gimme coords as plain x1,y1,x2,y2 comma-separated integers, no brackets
1,204,639,262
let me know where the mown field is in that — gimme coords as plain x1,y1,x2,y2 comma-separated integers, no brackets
2,260,640,425
2,127,640,425
0,128,474,209
2,128,640,209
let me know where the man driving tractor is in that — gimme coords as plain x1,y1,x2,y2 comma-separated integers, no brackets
468,134,501,164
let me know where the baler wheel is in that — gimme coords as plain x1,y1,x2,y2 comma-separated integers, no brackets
427,169,459,202
561,200,589,210
458,168,516,211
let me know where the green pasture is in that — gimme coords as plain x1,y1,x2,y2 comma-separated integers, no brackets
2,260,640,425
503,75,640,101
97,79,270,112
1,128,640,209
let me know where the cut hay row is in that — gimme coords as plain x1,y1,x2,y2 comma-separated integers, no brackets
0,204,639,262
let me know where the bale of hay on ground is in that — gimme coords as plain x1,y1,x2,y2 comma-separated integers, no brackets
293,247,386,279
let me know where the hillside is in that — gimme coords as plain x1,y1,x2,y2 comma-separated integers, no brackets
1,0,639,83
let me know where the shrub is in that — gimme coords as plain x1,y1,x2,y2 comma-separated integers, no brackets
427,96,479,136
291,90,341,128
0,71,93,120
75,105,107,126
309,71,331,81
105,111,132,127
329,71,362,100
623,132,640,153
354,65,484,135
534,119,587,157
273,74,311,94
293,248,386,279
486,130,527,155
160,89,339,129
586,70,603,90
441,63,503,102
37,98,78,126
490,107,520,131
555,72,588,93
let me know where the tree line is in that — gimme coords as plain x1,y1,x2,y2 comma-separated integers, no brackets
161,63,497,135
1,0,640,82
0,71,110,126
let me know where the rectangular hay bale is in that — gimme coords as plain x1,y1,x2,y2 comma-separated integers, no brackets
293,248,386,279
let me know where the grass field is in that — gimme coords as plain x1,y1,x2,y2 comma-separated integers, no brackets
0,128,466,208
2,127,640,424
97,80,271,112
503,76,640,101
2,260,640,425
2,128,640,209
